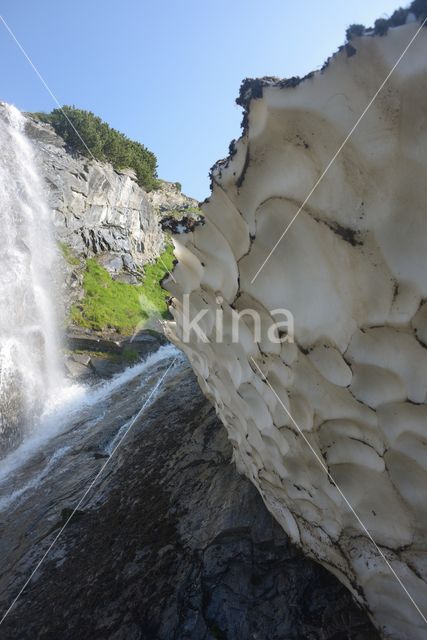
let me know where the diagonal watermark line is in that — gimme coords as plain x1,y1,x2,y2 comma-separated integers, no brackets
251,17,427,284
3,5,425,626
0,14,103,166
249,355,427,626
0,355,178,627
0,13,177,285
159,254,176,283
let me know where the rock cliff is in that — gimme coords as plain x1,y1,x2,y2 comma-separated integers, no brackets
148,179,205,235
166,9,427,640
146,178,199,216
24,114,164,281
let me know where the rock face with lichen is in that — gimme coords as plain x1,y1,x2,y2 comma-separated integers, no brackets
166,13,427,640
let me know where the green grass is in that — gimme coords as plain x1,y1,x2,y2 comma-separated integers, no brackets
70,243,174,334
59,242,80,266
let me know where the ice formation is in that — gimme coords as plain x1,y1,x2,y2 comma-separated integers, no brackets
166,16,427,640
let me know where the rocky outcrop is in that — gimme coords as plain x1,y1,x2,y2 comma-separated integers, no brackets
166,14,427,640
146,179,199,216
0,360,378,639
148,179,204,235
25,116,164,279
64,329,167,380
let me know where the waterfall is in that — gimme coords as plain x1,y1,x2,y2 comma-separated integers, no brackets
0,104,63,454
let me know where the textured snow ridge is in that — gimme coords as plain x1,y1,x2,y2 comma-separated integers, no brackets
166,22,427,639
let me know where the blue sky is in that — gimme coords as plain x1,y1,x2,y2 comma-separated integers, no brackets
1,0,400,200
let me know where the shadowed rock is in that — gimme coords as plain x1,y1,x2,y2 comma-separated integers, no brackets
0,363,378,639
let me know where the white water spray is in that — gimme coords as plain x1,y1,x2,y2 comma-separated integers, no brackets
0,104,63,453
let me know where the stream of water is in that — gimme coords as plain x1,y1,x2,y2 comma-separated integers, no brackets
0,103,63,454
0,105,183,615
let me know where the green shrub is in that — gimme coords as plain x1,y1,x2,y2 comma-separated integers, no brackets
33,106,159,191
345,24,365,40
70,243,174,334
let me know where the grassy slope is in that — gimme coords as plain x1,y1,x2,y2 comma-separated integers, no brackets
70,243,174,334
59,241,80,266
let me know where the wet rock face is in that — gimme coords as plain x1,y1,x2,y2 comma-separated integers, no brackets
25,116,164,275
0,365,378,639
63,329,167,381
166,19,427,640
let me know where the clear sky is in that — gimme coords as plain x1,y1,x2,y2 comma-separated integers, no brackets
1,0,400,200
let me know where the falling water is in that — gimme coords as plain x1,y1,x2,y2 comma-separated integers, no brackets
0,104,63,454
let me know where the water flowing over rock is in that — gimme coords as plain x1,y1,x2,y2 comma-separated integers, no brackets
0,357,378,640
0,104,63,454
166,19,427,640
